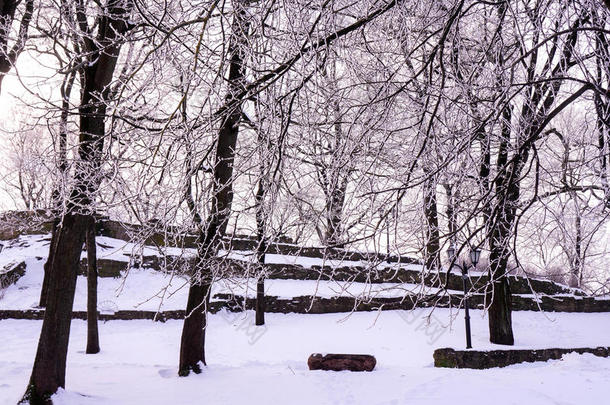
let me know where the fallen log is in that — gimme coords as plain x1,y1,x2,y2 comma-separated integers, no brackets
307,353,376,372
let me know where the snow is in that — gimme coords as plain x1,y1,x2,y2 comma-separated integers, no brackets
0,255,445,311
1,310,610,404
0,235,447,312
225,249,425,271
2,233,610,404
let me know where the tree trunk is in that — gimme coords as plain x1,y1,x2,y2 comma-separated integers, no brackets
594,21,610,204
423,174,440,270
178,281,211,375
255,277,265,326
86,216,100,354
443,184,456,246
569,210,582,288
255,178,266,326
325,180,347,247
178,0,250,376
487,105,515,346
39,69,74,308
488,277,514,344
487,250,514,345
38,219,58,307
324,93,348,248
478,134,492,232
23,213,88,403
23,2,131,400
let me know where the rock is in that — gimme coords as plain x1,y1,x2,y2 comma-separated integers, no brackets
0,261,27,288
79,258,128,278
433,346,610,369
307,353,376,372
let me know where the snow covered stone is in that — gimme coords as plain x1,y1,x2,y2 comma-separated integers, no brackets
434,347,610,369
308,353,376,372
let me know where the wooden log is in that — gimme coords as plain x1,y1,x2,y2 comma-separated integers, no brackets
307,353,376,372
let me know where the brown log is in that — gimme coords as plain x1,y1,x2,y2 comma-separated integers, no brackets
307,353,376,372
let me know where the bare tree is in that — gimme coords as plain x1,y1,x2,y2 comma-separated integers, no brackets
178,0,252,376
23,0,134,401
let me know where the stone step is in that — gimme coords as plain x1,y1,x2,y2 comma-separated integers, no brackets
264,263,583,296
2,291,608,321
96,219,418,265
215,292,610,314
78,255,584,298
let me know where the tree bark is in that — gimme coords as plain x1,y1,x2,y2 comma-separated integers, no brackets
323,90,348,248
179,281,211,375
325,178,347,247
23,2,131,401
487,105,515,346
488,250,514,345
255,277,265,325
255,177,266,326
178,0,250,376
86,216,100,354
23,213,89,403
423,173,440,270
38,219,58,308
39,68,75,308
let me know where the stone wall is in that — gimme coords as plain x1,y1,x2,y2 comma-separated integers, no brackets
0,309,186,322
434,346,610,369
267,263,581,295
214,292,610,314
2,289,610,322
96,218,420,265
0,261,26,289
0,211,53,241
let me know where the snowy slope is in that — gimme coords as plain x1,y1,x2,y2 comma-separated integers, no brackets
0,234,444,312
1,310,610,404
1,234,609,404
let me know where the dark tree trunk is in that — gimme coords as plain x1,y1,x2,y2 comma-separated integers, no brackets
23,2,131,401
255,178,266,326
323,95,348,248
487,246,514,345
423,173,440,270
478,134,492,232
325,179,347,247
178,281,211,375
178,1,250,376
23,213,88,403
487,105,515,346
86,216,100,354
487,239,515,344
594,20,610,204
570,212,582,288
38,219,58,308
255,277,265,325
443,184,456,245
39,69,74,309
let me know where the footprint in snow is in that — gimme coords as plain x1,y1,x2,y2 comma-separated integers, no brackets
158,368,176,379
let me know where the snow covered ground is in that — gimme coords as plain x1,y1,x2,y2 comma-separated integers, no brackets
0,235,441,312
2,234,610,404
1,310,610,404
